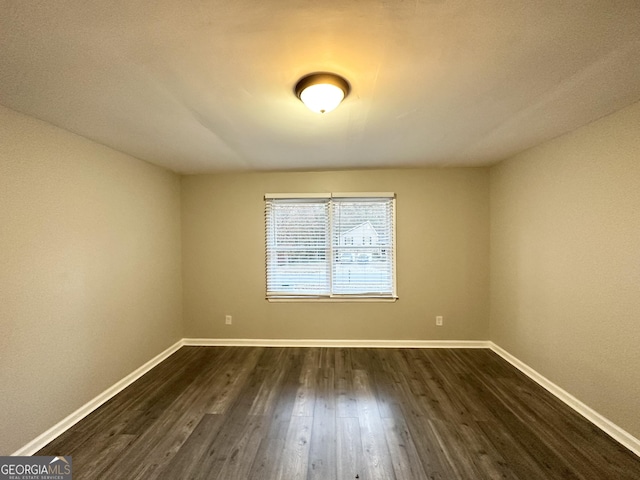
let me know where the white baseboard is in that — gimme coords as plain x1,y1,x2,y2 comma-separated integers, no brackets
489,342,640,457
12,339,185,456
183,338,491,348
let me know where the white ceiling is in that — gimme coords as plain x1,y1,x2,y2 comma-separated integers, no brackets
1,1,640,174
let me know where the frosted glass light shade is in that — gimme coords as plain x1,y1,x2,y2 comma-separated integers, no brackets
295,73,350,114
299,83,345,113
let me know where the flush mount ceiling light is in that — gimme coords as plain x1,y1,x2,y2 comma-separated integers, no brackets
294,73,350,114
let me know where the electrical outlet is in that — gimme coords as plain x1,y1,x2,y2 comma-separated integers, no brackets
436,316,443,326
225,315,232,325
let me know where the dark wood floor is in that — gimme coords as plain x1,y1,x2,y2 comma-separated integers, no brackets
38,346,640,479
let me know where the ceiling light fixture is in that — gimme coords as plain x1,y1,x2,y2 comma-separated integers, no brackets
294,73,350,114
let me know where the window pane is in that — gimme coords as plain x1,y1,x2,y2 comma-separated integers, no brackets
265,200,330,295
331,198,394,295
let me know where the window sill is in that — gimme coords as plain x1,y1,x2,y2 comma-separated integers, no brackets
267,296,398,303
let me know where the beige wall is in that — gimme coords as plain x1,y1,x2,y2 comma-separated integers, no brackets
490,100,640,439
182,168,490,341
0,106,183,455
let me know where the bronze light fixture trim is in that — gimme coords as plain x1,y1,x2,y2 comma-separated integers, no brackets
294,72,351,114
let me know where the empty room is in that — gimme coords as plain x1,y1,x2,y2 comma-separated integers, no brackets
1,1,639,479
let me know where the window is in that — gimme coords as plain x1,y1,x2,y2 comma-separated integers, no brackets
265,193,396,300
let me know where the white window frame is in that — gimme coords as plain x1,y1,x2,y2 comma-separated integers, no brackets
265,192,397,302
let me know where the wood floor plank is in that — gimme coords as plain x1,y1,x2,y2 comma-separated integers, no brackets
73,433,136,479
367,349,400,419
476,419,559,480
247,438,285,480
99,408,203,480
211,415,268,480
337,417,365,480
35,346,640,480
291,366,317,417
335,349,358,419
395,407,463,479
187,414,267,480
454,421,519,479
247,364,288,416
308,367,337,480
353,369,397,480
275,415,313,480
154,414,225,480
247,350,302,480
381,414,430,480
206,347,263,414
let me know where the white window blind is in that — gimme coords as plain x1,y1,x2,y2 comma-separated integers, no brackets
265,193,396,299
265,198,330,296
